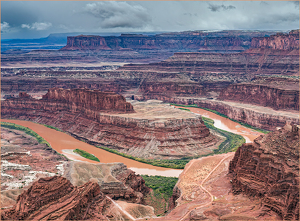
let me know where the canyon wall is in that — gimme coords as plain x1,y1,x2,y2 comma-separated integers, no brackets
251,30,299,50
229,124,299,220
218,77,299,111
1,175,154,220
42,88,134,113
134,96,299,131
61,31,278,52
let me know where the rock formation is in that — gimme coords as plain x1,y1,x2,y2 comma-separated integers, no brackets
1,176,109,220
251,30,299,50
42,88,134,113
64,162,150,205
1,90,220,159
62,35,111,50
60,31,278,52
1,175,152,220
218,77,299,111
229,124,300,220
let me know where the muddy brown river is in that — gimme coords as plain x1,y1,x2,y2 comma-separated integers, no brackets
174,106,263,143
2,108,262,177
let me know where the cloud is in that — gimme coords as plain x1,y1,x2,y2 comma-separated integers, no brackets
208,3,236,12
84,1,151,28
1,22,10,33
21,22,52,30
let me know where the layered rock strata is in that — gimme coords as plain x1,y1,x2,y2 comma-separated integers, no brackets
1,175,155,220
134,96,299,131
251,30,299,50
1,91,220,159
61,31,278,52
218,77,299,111
1,176,109,220
229,124,299,220
64,162,150,205
42,87,134,113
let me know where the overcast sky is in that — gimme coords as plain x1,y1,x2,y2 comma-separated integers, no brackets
1,1,299,39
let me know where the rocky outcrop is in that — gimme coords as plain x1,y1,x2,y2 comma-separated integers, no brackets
229,124,300,220
60,31,279,52
218,77,299,111
2,88,133,115
42,88,134,113
139,82,204,98
1,176,109,220
251,30,299,50
63,162,150,205
62,35,111,50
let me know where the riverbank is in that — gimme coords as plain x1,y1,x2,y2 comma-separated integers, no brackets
171,103,270,134
1,119,183,177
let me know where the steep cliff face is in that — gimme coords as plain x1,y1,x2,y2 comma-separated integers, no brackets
2,88,133,114
60,31,276,52
61,35,111,50
42,88,134,113
218,77,299,111
229,124,299,220
139,82,204,98
1,176,109,220
251,30,299,50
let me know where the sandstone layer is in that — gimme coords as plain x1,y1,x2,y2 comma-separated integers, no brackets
218,77,299,111
229,124,299,220
1,176,155,220
1,91,220,159
251,30,299,50
42,87,134,113
60,31,278,52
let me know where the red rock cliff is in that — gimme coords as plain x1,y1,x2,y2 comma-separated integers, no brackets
61,35,111,50
1,176,108,220
218,77,299,111
251,30,299,50
42,87,134,113
229,124,299,220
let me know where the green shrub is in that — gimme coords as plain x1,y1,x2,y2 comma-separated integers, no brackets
141,175,178,201
73,149,100,162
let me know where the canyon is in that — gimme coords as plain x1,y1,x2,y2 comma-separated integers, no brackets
1,90,221,159
2,32,299,131
1,28,299,221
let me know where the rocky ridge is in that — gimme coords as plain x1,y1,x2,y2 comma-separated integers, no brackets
229,124,299,220
251,30,299,50
1,175,155,220
219,77,299,111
